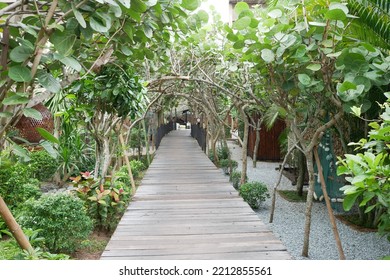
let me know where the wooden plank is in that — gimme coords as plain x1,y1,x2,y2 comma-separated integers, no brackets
100,130,291,260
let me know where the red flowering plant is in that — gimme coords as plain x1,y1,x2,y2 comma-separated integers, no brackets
70,171,130,231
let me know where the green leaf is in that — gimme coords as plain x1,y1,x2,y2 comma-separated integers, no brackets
39,141,58,159
0,112,13,118
234,2,249,16
90,13,112,33
36,127,60,145
343,53,369,73
233,40,245,49
8,65,32,82
325,9,347,21
10,46,34,62
261,49,275,63
143,25,153,38
227,32,238,42
329,2,349,14
350,106,362,117
2,94,29,106
50,31,77,56
23,108,42,120
338,81,357,92
197,10,209,23
268,9,282,19
181,0,200,11
72,4,86,28
343,192,361,211
298,74,311,86
309,21,327,27
59,56,82,72
121,45,132,56
118,0,130,8
12,144,30,161
233,16,251,30
351,174,368,185
37,71,61,93
306,64,321,71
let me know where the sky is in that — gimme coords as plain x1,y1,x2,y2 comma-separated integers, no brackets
200,0,230,22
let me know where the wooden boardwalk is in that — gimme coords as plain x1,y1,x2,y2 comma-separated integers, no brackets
100,130,291,260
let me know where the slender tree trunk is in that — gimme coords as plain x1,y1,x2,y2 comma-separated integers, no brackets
119,134,136,195
314,147,345,260
296,148,306,196
100,137,112,178
143,120,151,166
269,142,297,223
253,119,261,168
302,150,315,257
0,196,33,252
240,111,249,185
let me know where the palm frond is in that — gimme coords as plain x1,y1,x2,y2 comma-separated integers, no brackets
348,0,390,49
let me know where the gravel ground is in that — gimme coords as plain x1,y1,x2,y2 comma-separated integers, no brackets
226,140,390,260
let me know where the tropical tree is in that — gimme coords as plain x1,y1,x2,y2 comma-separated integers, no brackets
226,0,390,258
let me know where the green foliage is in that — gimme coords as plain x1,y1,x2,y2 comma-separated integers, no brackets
130,160,146,180
239,181,270,209
337,93,390,240
29,150,59,181
0,163,42,208
219,159,238,175
230,171,247,189
209,145,231,163
18,193,93,253
0,218,11,239
71,172,130,231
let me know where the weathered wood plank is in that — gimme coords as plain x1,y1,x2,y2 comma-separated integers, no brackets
100,130,291,260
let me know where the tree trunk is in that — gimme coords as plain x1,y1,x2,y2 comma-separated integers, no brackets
314,147,346,260
253,119,261,168
0,196,33,253
100,138,112,178
240,111,249,185
143,120,151,166
302,150,315,257
119,134,136,195
296,149,306,196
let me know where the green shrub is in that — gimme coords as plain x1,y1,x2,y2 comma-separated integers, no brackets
208,146,231,163
18,193,93,253
29,150,59,181
219,159,238,174
217,146,230,160
116,166,131,187
230,171,247,189
0,163,42,207
130,160,145,179
239,181,270,209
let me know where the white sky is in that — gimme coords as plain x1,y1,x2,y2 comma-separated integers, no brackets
200,0,230,22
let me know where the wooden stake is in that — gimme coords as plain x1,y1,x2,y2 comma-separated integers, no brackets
0,196,33,252
119,133,136,195
314,147,346,260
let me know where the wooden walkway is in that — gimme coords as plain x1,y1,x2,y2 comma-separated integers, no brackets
100,130,291,260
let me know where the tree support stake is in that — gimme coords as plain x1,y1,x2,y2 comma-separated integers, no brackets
314,147,346,260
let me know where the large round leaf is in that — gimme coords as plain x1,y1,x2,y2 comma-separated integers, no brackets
10,46,34,63
8,65,32,82
181,0,200,11
261,49,275,63
233,16,251,30
298,74,311,86
234,2,249,16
